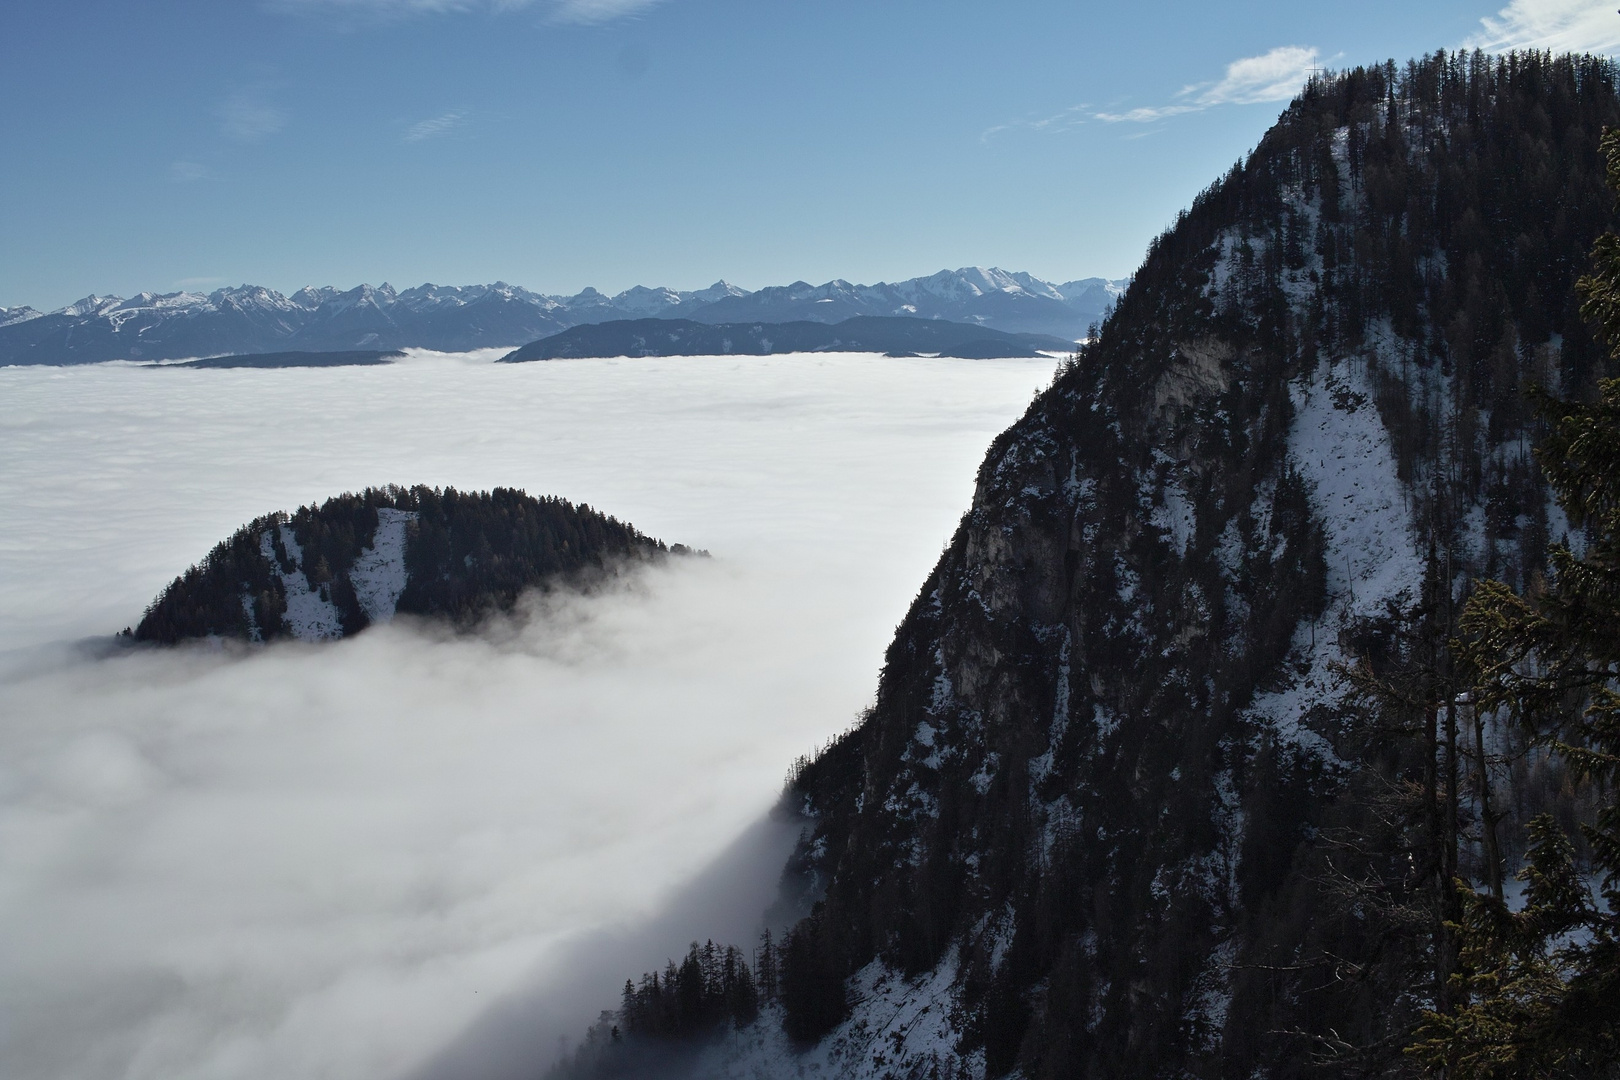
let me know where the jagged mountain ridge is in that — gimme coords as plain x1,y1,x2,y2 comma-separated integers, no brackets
553,50,1620,1080
0,269,1125,365
687,270,1120,340
133,486,685,645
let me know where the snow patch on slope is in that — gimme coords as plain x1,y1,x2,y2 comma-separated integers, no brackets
1245,358,1424,759
258,526,343,642
1291,359,1422,617
696,959,973,1079
348,508,416,624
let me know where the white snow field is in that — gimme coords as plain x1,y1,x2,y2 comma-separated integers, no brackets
0,351,1055,1080
347,507,416,626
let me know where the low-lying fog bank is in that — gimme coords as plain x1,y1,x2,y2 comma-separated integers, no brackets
0,352,1055,1080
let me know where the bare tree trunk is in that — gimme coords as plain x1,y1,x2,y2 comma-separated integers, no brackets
1470,698,1504,900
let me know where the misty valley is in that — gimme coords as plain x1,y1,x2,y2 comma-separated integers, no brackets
6,22,1620,1080
0,352,1055,1078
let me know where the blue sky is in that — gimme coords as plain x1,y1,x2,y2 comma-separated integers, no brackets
3,0,1617,309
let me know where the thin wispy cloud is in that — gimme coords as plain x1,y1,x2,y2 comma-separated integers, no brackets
169,160,218,183
404,110,468,142
1466,0,1620,54
270,0,664,23
1095,46,1321,123
219,92,287,141
548,0,661,24
1198,45,1324,106
979,104,1092,143
985,45,1322,140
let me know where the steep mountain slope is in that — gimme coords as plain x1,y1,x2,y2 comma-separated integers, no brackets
0,270,1122,365
498,316,1071,361
554,51,1620,1080
132,486,682,644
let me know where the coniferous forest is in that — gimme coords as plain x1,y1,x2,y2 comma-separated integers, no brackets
550,51,1620,1080
132,485,681,644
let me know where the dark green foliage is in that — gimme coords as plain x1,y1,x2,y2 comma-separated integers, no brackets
548,941,760,1080
778,905,848,1044
615,941,759,1039
171,349,402,369
1406,147,1620,1073
131,511,291,644
133,485,671,644
500,315,1065,362
392,486,664,626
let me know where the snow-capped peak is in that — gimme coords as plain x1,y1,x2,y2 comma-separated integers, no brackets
58,295,124,318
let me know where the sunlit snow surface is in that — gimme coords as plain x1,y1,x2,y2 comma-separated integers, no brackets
262,524,345,641
0,350,1055,1080
1244,357,1425,760
346,507,416,626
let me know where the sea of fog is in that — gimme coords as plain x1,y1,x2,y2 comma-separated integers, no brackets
0,350,1055,1080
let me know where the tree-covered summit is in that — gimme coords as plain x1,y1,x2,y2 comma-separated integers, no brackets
133,485,686,645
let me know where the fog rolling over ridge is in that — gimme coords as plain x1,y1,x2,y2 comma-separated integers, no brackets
0,352,1055,1080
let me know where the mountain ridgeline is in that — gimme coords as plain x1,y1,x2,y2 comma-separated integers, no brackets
553,51,1620,1080
133,486,684,644
0,269,1124,365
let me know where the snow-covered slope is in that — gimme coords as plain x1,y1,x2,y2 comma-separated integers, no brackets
347,507,415,625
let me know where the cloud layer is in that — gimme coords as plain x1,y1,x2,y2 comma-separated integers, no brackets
1467,0,1620,55
0,351,1055,1080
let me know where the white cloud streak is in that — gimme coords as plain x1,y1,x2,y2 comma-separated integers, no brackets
404,110,468,141
1198,45,1324,106
1095,45,1321,123
0,352,1056,1080
1466,0,1620,54
979,103,1092,142
270,0,665,23
986,45,1322,138
546,0,662,24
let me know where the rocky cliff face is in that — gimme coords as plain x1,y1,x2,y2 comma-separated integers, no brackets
132,486,676,645
727,52,1620,1080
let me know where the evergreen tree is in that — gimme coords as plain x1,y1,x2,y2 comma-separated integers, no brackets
1409,128,1620,1080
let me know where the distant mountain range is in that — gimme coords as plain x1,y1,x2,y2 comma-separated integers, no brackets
0,268,1125,365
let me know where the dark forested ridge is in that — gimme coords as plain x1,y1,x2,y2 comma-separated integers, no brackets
170,349,403,369
132,486,685,644
498,316,1072,362
553,51,1620,1080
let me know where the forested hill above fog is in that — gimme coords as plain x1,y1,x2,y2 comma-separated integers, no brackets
498,316,1072,361
133,486,687,645
0,270,1125,365
552,51,1620,1080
